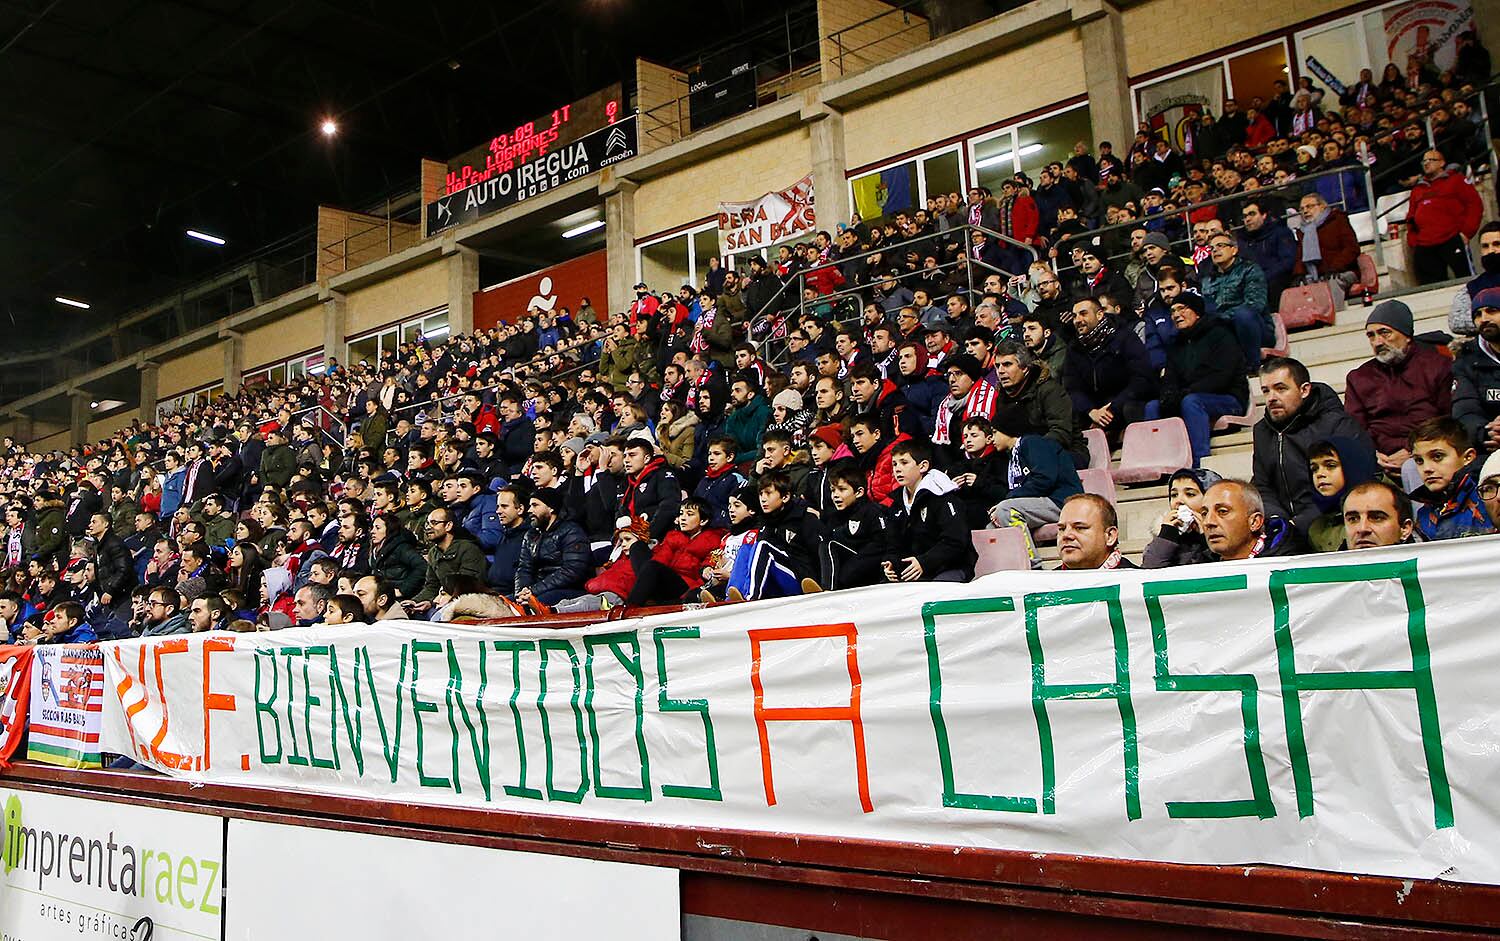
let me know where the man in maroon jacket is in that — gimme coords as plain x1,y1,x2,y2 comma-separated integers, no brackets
1343,300,1453,475
1292,192,1361,293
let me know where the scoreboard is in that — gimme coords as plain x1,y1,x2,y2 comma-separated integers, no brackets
443,84,625,196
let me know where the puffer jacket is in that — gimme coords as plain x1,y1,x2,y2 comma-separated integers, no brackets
371,527,429,600
515,518,592,597
92,532,135,600
660,413,699,468
650,527,726,591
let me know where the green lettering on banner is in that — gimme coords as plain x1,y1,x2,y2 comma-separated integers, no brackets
252,648,282,764
652,626,721,801
280,647,308,767
1025,587,1141,820
584,631,650,801
443,640,492,801
359,643,408,783
493,641,543,800
327,647,363,775
410,640,451,789
539,638,589,803
1143,577,1275,819
1268,560,1453,828
921,597,1035,813
302,647,336,771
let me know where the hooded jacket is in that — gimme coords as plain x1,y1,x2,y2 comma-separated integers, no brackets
693,464,746,529
1251,382,1373,534
894,356,948,441
1305,436,1382,552
885,469,976,579
31,499,68,568
1343,341,1453,455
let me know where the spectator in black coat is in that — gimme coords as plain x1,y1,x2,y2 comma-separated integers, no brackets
1062,297,1155,443
515,488,591,607
85,513,133,605
1145,292,1248,466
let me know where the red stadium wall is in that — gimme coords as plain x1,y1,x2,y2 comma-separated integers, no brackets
473,249,608,329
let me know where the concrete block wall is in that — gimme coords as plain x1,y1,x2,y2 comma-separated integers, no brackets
818,0,931,79
1122,0,1351,77
634,126,812,239
316,207,420,279
636,59,691,153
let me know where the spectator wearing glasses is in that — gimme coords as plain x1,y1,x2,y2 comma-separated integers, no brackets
1200,232,1271,371
1407,148,1482,285
141,587,190,636
411,507,486,612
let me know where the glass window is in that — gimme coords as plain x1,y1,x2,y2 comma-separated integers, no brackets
921,151,962,210
288,360,306,381
380,330,397,357
640,233,691,291
851,160,919,225
972,131,1017,193
1227,43,1289,105
348,335,378,366
423,310,450,342
1138,65,1225,152
692,228,721,287
1016,106,1092,181
1298,22,1362,95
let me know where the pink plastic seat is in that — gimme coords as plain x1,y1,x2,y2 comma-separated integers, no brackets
1213,399,1260,431
1261,311,1291,359
1111,419,1193,485
1032,467,1117,543
1084,428,1111,470
972,528,1031,576
1351,253,1379,299
1278,281,1337,329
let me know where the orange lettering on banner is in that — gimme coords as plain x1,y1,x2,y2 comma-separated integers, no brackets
748,623,873,813
201,637,237,771
109,645,147,758
151,639,192,770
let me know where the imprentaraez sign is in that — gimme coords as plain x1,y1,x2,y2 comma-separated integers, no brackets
95,539,1500,884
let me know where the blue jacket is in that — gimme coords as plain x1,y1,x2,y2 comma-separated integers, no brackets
1240,221,1299,292
161,468,186,518
1005,436,1083,504
486,520,532,592
693,467,746,529
457,493,502,554
1414,464,1496,541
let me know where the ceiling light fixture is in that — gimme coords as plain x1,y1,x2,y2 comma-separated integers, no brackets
974,142,1044,170
186,229,226,245
562,219,606,239
55,297,90,309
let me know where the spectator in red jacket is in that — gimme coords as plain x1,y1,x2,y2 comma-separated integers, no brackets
624,497,725,605
1343,300,1453,475
802,244,847,296
1407,148,1483,285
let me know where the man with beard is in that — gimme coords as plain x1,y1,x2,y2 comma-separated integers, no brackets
1344,300,1453,475
1454,287,1500,455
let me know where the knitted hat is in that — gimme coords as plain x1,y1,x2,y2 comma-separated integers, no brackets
810,424,844,450
531,486,567,513
1142,231,1172,251
1474,287,1500,313
1171,291,1206,316
771,389,804,412
944,353,986,381
1481,449,1500,484
1367,299,1414,338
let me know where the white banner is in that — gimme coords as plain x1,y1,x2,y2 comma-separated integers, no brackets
0,786,224,940
225,819,677,940
717,174,816,256
97,539,1500,884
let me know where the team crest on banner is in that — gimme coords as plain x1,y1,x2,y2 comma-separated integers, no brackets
28,646,103,768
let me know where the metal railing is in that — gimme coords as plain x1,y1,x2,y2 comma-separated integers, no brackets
316,196,423,278
823,0,932,79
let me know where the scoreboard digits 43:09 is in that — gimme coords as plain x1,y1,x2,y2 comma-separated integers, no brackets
444,84,624,196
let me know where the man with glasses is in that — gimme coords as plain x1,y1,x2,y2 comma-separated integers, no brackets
1407,147,1482,285
1200,232,1271,372
410,507,486,614
141,587,190,636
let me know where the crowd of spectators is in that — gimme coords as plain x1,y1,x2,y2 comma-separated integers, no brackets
0,45,1494,642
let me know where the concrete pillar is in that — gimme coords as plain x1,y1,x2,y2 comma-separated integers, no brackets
805,96,850,241
446,244,479,336
68,392,90,448
1078,0,1133,154
221,331,244,396
602,175,638,315
139,361,160,425
321,290,348,369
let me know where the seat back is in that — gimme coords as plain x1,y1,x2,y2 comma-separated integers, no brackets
1077,467,1118,506
1083,428,1111,470
971,528,1032,576
1356,252,1380,296
1112,418,1192,484
1261,311,1291,358
1278,281,1337,329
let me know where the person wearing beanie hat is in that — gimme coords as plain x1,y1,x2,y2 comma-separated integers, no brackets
933,352,999,465
1478,448,1500,524
1454,285,1500,454
514,487,591,608
771,388,803,413
1345,298,1454,466
1147,287,1248,466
